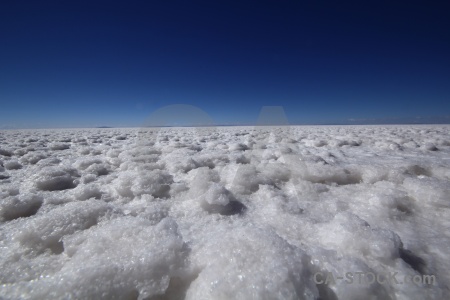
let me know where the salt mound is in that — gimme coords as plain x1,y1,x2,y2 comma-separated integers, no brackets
1,216,186,300
187,226,318,300
0,148,13,157
4,160,22,170
33,166,80,191
49,143,70,150
20,152,47,165
113,169,173,198
0,193,43,221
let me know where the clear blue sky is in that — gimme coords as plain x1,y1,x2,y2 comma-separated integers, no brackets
1,0,449,128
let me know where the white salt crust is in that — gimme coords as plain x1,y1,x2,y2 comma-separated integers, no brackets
0,125,449,299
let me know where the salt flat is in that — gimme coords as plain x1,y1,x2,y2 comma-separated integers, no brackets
1,125,449,299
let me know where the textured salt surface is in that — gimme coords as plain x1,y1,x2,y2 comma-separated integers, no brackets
0,125,450,299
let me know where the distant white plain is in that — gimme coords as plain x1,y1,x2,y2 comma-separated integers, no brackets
0,125,449,299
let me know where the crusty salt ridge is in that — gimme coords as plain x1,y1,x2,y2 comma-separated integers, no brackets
0,125,449,299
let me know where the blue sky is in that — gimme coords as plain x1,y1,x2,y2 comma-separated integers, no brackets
1,0,449,128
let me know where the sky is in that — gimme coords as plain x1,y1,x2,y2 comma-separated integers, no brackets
1,0,449,128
